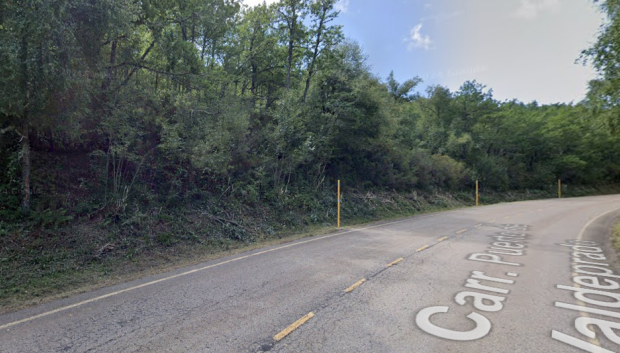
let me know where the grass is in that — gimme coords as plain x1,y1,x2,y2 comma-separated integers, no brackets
1,184,619,315
613,221,620,256
0,189,468,314
0,219,342,311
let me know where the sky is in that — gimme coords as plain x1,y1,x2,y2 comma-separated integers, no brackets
241,0,604,104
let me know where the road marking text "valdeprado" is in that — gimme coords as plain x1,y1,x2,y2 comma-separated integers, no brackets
552,239,620,353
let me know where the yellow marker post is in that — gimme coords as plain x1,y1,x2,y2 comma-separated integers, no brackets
475,180,479,206
558,179,562,199
337,180,341,229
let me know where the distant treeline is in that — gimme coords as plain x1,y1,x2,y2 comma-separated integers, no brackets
1,0,619,220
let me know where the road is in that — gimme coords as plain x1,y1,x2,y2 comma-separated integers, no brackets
2,195,620,353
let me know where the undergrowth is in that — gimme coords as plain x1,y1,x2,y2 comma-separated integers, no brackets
1,184,619,314
613,221,620,257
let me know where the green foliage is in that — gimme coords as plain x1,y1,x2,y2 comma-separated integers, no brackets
386,71,422,102
2,0,620,314
0,142,22,221
0,0,618,238
582,0,620,98
613,221,620,256
30,209,74,229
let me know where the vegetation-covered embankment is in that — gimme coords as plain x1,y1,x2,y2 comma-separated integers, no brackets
3,182,620,314
2,0,620,312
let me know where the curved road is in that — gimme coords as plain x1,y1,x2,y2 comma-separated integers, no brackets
2,195,620,352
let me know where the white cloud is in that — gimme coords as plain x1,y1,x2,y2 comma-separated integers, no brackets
406,23,432,51
335,0,350,13
241,0,279,8
514,0,561,20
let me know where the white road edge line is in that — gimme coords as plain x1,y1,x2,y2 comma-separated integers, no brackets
577,206,620,241
0,211,458,330
571,205,620,347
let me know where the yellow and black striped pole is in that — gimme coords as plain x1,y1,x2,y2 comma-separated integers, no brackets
558,179,562,199
475,180,479,206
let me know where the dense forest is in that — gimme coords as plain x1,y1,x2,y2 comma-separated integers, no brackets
1,0,620,260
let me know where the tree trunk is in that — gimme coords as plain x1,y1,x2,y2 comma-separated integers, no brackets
211,39,217,68
251,62,258,94
48,128,54,152
249,33,257,95
303,8,326,102
266,83,274,109
19,34,31,211
287,35,294,90
181,21,187,41
201,29,208,60
117,40,155,89
286,6,298,91
103,39,117,91
21,122,31,211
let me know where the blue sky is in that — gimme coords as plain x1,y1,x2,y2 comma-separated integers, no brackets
330,0,444,90
242,0,603,104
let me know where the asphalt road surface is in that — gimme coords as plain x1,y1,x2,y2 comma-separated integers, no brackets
2,195,620,353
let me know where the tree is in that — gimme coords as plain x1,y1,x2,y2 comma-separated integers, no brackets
235,3,283,108
386,71,422,103
277,0,308,91
302,0,342,102
582,0,620,95
0,0,98,210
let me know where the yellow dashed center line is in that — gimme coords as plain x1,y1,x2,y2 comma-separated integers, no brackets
488,220,495,223
438,236,448,242
504,216,511,219
386,258,404,267
417,245,429,252
274,312,315,341
474,223,482,228
0,213,444,331
455,229,467,234
344,278,367,293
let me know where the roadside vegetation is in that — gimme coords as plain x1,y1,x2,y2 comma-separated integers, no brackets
1,0,620,312
613,221,620,256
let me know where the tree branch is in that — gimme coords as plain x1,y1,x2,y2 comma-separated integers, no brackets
115,40,156,90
